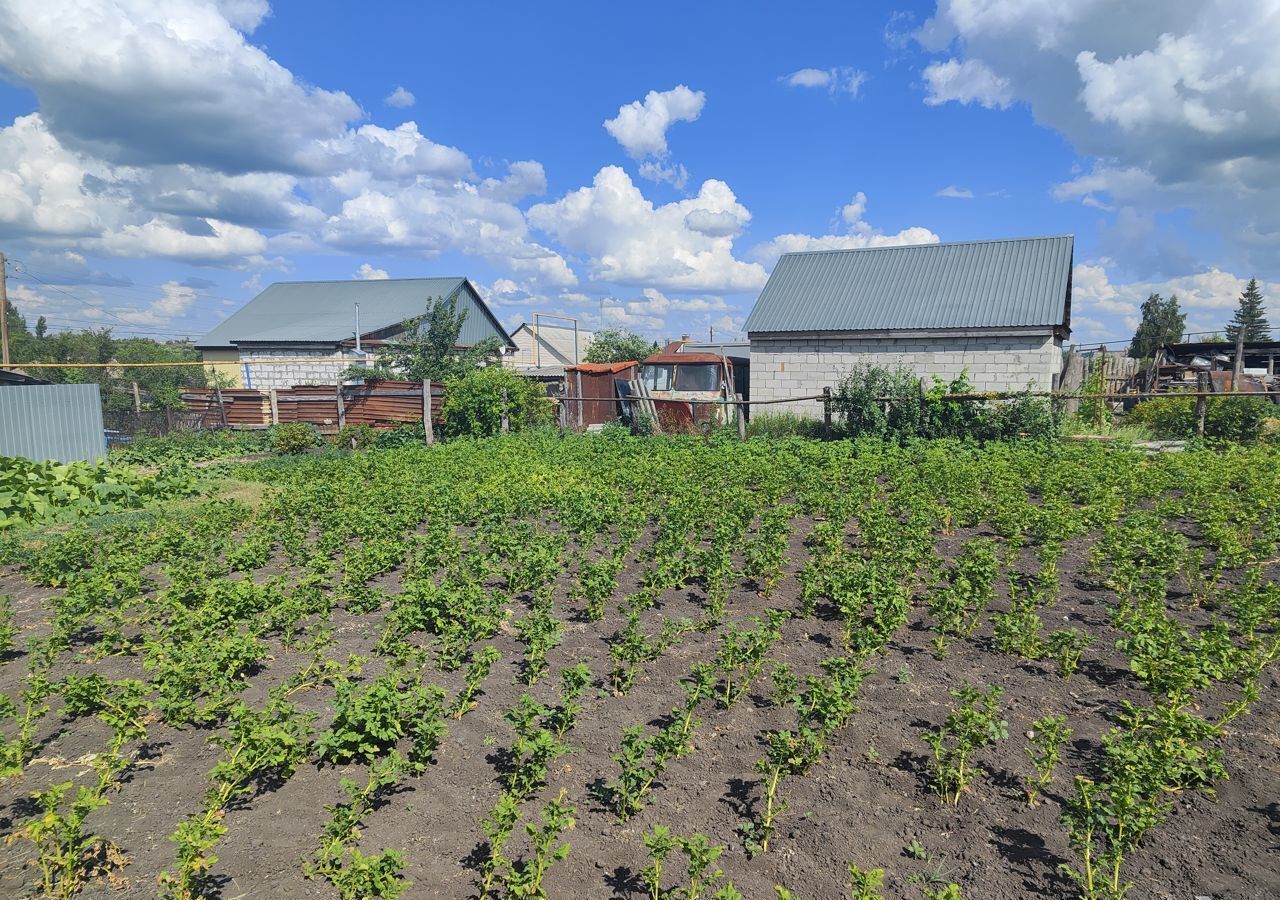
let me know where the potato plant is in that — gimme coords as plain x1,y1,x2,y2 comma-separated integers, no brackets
0,434,1276,900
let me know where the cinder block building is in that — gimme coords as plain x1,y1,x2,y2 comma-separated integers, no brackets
197,277,515,389
744,236,1073,411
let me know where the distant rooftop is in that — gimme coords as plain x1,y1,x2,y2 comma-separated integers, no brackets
198,277,515,350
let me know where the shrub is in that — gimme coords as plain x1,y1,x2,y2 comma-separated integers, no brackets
1128,396,1276,443
442,367,553,438
0,456,197,529
374,424,427,449
335,424,377,451
270,423,320,455
832,365,1055,442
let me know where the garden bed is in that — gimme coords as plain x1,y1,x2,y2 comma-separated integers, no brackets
0,435,1277,899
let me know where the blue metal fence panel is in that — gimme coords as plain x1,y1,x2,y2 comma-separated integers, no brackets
0,384,105,463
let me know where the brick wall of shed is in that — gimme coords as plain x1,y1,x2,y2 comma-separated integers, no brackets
749,332,1062,417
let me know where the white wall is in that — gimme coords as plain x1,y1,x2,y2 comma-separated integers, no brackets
749,332,1062,416
240,347,352,390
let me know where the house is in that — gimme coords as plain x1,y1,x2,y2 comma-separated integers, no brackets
505,321,594,371
744,235,1073,411
197,277,516,389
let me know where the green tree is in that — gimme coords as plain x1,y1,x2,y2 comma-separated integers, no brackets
358,295,502,382
1127,293,1185,359
1225,278,1270,343
584,328,658,364
441,366,553,437
34,316,47,340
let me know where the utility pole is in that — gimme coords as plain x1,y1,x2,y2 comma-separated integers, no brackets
0,252,10,366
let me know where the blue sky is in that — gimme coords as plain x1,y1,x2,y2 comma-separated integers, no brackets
0,0,1276,348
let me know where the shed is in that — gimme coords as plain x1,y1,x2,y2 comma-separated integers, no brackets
744,236,1074,411
506,322,593,369
564,361,638,427
197,277,516,389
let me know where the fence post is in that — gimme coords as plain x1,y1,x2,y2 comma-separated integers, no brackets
131,381,141,413
422,380,434,445
822,386,833,438
575,371,584,429
1232,327,1245,391
269,388,279,425
214,385,228,428
1196,372,1209,436
558,396,568,435
335,384,346,429
164,407,173,435
736,397,747,441
501,388,510,434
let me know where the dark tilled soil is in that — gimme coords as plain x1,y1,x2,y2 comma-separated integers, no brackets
0,523,1277,900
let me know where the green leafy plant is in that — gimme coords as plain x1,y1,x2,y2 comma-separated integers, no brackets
269,422,320,455
1024,715,1072,807
848,863,885,900
921,684,1008,806
506,789,575,899
1046,629,1092,679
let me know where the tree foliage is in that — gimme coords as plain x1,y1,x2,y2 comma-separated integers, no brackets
584,329,658,364
359,295,503,383
1225,278,1270,343
1128,293,1185,359
3,299,206,409
441,366,554,438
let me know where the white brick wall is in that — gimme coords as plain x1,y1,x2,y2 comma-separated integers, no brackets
749,332,1062,417
240,348,352,391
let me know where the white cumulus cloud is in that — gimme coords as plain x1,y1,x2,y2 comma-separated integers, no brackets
385,86,415,108
753,192,940,265
780,66,868,97
603,85,705,159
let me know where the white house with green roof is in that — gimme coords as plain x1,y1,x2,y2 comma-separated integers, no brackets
196,277,515,389
744,236,1074,412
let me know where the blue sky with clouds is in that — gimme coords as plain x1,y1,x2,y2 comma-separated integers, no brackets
0,0,1275,347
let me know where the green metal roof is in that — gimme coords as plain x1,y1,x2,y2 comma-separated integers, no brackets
197,277,516,349
744,236,1073,334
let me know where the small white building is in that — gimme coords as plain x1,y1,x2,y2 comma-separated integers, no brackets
505,321,593,371
744,236,1073,411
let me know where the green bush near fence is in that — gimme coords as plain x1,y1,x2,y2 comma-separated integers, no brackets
270,423,321,455
441,367,554,438
831,364,1058,443
1127,396,1277,443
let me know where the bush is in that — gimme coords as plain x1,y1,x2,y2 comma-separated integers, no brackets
831,365,1057,443
1128,396,1276,443
442,367,554,438
270,423,320,455
335,424,377,451
374,424,427,449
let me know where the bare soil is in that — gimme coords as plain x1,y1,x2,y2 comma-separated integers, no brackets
0,520,1276,900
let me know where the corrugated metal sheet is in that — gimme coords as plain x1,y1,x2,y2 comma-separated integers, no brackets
198,278,516,350
744,236,1074,334
184,382,443,431
0,384,105,462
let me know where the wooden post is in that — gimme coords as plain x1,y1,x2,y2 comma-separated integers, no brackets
736,397,747,441
1232,327,1245,392
822,386,833,438
335,383,346,428
575,370,584,430
131,381,141,413
164,406,173,435
500,388,509,434
558,395,567,434
268,388,279,425
422,380,434,445
214,385,228,428
1196,371,1209,436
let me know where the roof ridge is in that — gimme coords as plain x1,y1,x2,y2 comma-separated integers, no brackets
262,276,466,286
778,234,1073,260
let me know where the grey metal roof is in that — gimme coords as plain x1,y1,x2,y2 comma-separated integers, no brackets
198,277,516,349
744,236,1074,334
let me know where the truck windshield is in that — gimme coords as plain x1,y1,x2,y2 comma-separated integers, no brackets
641,364,674,391
675,364,720,392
